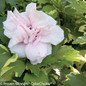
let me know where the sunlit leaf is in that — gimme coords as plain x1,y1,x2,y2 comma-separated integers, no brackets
64,73,86,86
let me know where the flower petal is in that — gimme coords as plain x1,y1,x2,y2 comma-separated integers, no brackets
25,42,52,65
4,29,14,38
26,3,57,27
40,26,64,45
3,11,17,38
9,43,26,57
14,8,30,26
3,10,30,38
26,3,36,12
8,26,28,48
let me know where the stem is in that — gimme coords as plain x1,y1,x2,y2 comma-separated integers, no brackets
50,0,60,12
58,0,62,8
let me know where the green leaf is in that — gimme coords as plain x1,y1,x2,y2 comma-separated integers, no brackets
3,54,18,67
0,58,26,81
75,61,85,72
65,0,86,14
64,73,86,86
54,60,72,69
40,45,85,67
51,0,58,8
24,71,49,83
81,63,86,72
0,44,9,54
0,53,10,69
0,65,14,82
64,7,76,15
6,0,17,6
0,45,11,69
78,25,86,33
26,62,40,77
32,0,38,2
63,27,72,43
0,0,5,13
73,35,86,44
38,0,50,4
0,29,9,44
54,45,86,68
0,69,14,82
42,5,55,12
56,45,84,62
42,5,58,19
80,50,86,57
0,60,25,82
7,60,26,77
0,66,13,77
0,17,6,28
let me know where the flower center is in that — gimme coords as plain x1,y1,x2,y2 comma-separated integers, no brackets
23,25,40,44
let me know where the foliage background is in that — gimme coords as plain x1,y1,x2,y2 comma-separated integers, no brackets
0,0,86,86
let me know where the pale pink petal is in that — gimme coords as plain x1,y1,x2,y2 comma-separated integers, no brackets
8,37,20,48
6,11,15,20
3,11,17,38
21,12,28,18
4,29,13,38
6,11,19,25
26,3,36,13
14,8,30,26
3,21,16,38
3,11,20,38
40,26,64,45
8,26,28,48
3,21,16,31
9,43,26,57
25,42,52,65
3,10,30,38
26,3,57,27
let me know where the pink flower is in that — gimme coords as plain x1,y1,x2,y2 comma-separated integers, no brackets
3,3,64,65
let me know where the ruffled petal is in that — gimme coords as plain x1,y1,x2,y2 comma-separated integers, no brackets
3,10,30,38
3,11,19,29
26,3,36,12
8,26,28,48
3,11,17,38
4,29,13,38
26,3,57,28
9,43,26,57
25,42,52,65
40,26,64,45
14,8,30,26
